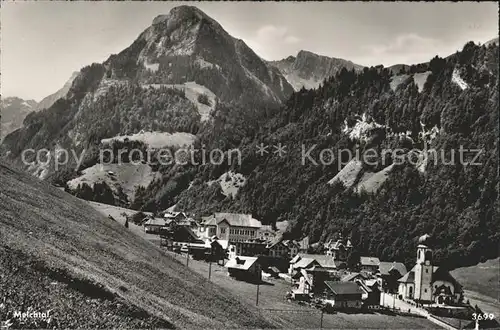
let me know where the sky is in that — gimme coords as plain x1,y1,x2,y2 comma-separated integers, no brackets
1,1,498,101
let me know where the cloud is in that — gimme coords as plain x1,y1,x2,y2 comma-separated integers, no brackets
255,25,301,44
358,33,450,65
246,24,301,59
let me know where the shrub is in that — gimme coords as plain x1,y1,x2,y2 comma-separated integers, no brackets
197,93,211,106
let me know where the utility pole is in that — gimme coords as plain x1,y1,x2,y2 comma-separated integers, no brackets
208,259,212,280
256,283,260,306
320,309,324,329
186,243,189,267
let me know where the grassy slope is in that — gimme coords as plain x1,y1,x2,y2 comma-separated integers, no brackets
0,163,275,329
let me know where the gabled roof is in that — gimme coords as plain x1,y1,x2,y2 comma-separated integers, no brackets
360,256,381,267
379,261,407,276
144,218,165,226
398,266,415,283
201,216,217,226
290,255,302,264
293,258,319,269
164,211,187,219
226,256,259,270
341,272,363,282
324,281,364,296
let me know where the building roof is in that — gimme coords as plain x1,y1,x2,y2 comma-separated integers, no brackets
324,281,364,296
204,213,262,228
341,272,363,282
201,216,218,226
379,261,407,276
144,218,165,226
164,211,187,219
360,256,381,267
293,258,319,269
398,268,415,283
300,269,314,287
290,255,302,264
226,256,259,270
298,253,346,269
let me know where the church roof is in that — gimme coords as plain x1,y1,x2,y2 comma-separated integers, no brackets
398,267,415,283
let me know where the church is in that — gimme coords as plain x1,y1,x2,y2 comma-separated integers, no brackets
398,235,464,305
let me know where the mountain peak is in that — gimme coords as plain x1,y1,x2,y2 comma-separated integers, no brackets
270,50,364,91
152,5,208,26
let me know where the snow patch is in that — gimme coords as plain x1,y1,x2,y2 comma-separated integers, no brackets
342,113,385,142
452,68,469,90
101,131,196,149
207,171,247,199
413,71,431,92
144,61,159,72
194,58,219,70
355,164,394,194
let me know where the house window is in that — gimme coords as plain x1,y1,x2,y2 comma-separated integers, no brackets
425,269,428,273
220,228,226,234
424,289,427,293
250,231,255,236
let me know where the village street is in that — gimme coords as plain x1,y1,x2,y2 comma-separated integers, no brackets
380,292,429,317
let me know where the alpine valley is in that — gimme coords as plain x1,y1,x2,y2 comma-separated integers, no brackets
1,6,498,271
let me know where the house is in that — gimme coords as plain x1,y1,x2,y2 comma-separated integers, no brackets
163,211,188,221
323,281,364,309
292,268,314,300
358,279,381,306
306,265,340,294
226,256,262,282
230,241,267,258
398,235,463,305
378,261,407,293
266,237,290,258
360,256,380,274
257,225,276,242
282,240,300,256
199,213,262,242
294,253,349,272
289,256,321,274
143,217,165,234
325,234,353,263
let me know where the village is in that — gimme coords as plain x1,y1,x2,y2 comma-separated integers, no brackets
117,208,496,330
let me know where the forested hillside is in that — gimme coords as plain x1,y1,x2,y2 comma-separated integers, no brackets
157,41,499,269
1,5,497,271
